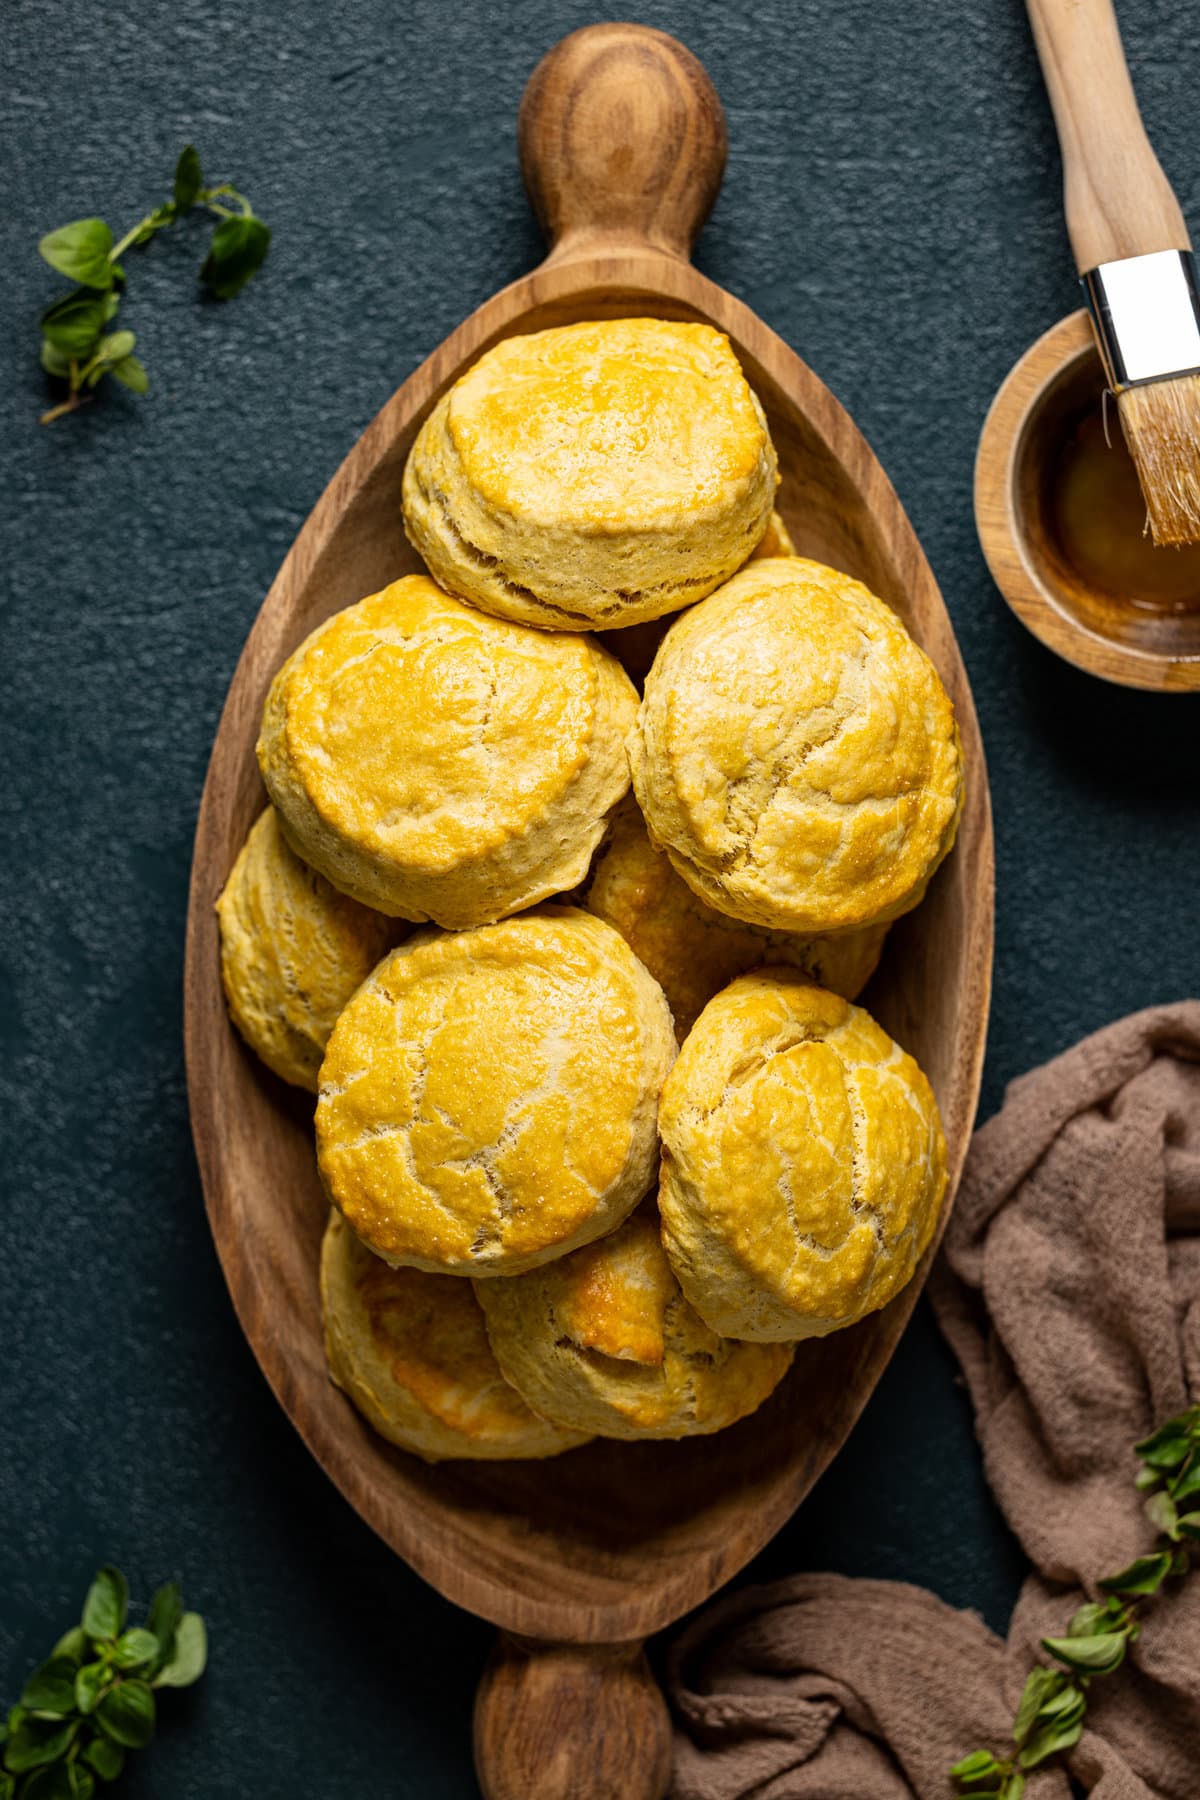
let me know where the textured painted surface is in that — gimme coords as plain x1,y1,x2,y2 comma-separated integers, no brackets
2,0,1198,1793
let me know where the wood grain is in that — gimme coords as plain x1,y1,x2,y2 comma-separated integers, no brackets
474,1637,671,1800
976,309,1200,690
183,23,994,1796
519,23,727,266
1026,0,1189,270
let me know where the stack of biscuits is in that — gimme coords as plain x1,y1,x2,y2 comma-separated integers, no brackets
217,317,963,1463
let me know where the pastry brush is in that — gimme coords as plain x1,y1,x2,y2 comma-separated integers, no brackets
1027,0,1200,546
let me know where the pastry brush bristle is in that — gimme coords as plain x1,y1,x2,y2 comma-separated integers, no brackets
1117,374,1200,547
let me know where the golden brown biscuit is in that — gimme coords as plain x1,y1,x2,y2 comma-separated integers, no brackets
748,509,797,560
587,801,887,1039
257,575,637,929
402,319,778,631
600,511,796,690
630,557,964,934
316,908,676,1276
474,1205,792,1440
320,1211,588,1462
215,807,395,1090
657,972,948,1342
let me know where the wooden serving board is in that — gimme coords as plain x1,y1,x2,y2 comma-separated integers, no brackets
183,25,994,1798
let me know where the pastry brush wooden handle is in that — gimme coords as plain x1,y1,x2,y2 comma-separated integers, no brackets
474,1634,671,1800
1026,0,1190,270
518,23,727,266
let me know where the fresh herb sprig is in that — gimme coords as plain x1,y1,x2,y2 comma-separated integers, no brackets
0,1565,207,1798
951,1404,1200,1799
37,145,270,425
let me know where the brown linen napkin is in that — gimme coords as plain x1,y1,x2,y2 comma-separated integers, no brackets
669,1002,1200,1799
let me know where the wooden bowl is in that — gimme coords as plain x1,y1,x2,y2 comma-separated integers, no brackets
976,310,1200,691
183,25,994,1799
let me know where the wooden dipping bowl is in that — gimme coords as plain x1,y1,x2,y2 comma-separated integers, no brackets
977,311,1200,692
184,24,994,1799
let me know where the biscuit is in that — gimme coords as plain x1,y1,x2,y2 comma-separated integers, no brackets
215,807,394,1090
629,557,964,934
587,801,887,1039
257,575,637,929
475,1205,792,1440
601,511,796,690
316,908,676,1276
657,972,948,1341
748,509,797,561
320,1211,588,1462
402,319,778,630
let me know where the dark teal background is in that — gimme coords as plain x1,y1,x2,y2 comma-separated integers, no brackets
3,1,1199,1793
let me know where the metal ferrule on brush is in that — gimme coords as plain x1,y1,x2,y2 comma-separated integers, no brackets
1081,247,1200,390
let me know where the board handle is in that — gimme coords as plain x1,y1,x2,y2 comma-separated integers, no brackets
518,23,727,267
473,1633,672,1800
1025,0,1189,271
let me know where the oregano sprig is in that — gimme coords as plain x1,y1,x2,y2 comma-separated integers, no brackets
37,145,270,425
951,1404,1200,1799
0,1565,207,1798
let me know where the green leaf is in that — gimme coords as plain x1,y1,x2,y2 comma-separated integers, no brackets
951,1749,1003,1780
1171,1546,1191,1576
1041,1629,1128,1674
40,336,73,379
174,145,203,210
1037,1684,1086,1728
1099,1552,1173,1597
1012,1667,1063,1745
1066,1602,1111,1637
81,1569,127,1642
40,293,107,360
1017,1716,1084,1770
0,1771,13,1800
81,1738,123,1783
73,1665,109,1717
95,330,135,365
111,1629,158,1672
2,1717,78,1773
1136,1421,1194,1470
95,1682,154,1750
38,220,114,288
152,1612,206,1688
1146,1490,1181,1540
145,1584,182,1672
1169,1455,1200,1504
108,356,149,395
20,1659,78,1718
1003,1777,1026,1800
49,1630,88,1667
1135,1463,1162,1492
1175,1511,1200,1540
200,215,270,299
21,1764,91,1800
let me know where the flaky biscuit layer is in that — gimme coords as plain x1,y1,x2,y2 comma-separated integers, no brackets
588,800,887,1039
257,575,637,929
630,557,963,934
475,1205,792,1440
316,908,676,1276
658,972,947,1342
402,319,778,630
216,807,395,1090
320,1211,588,1462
